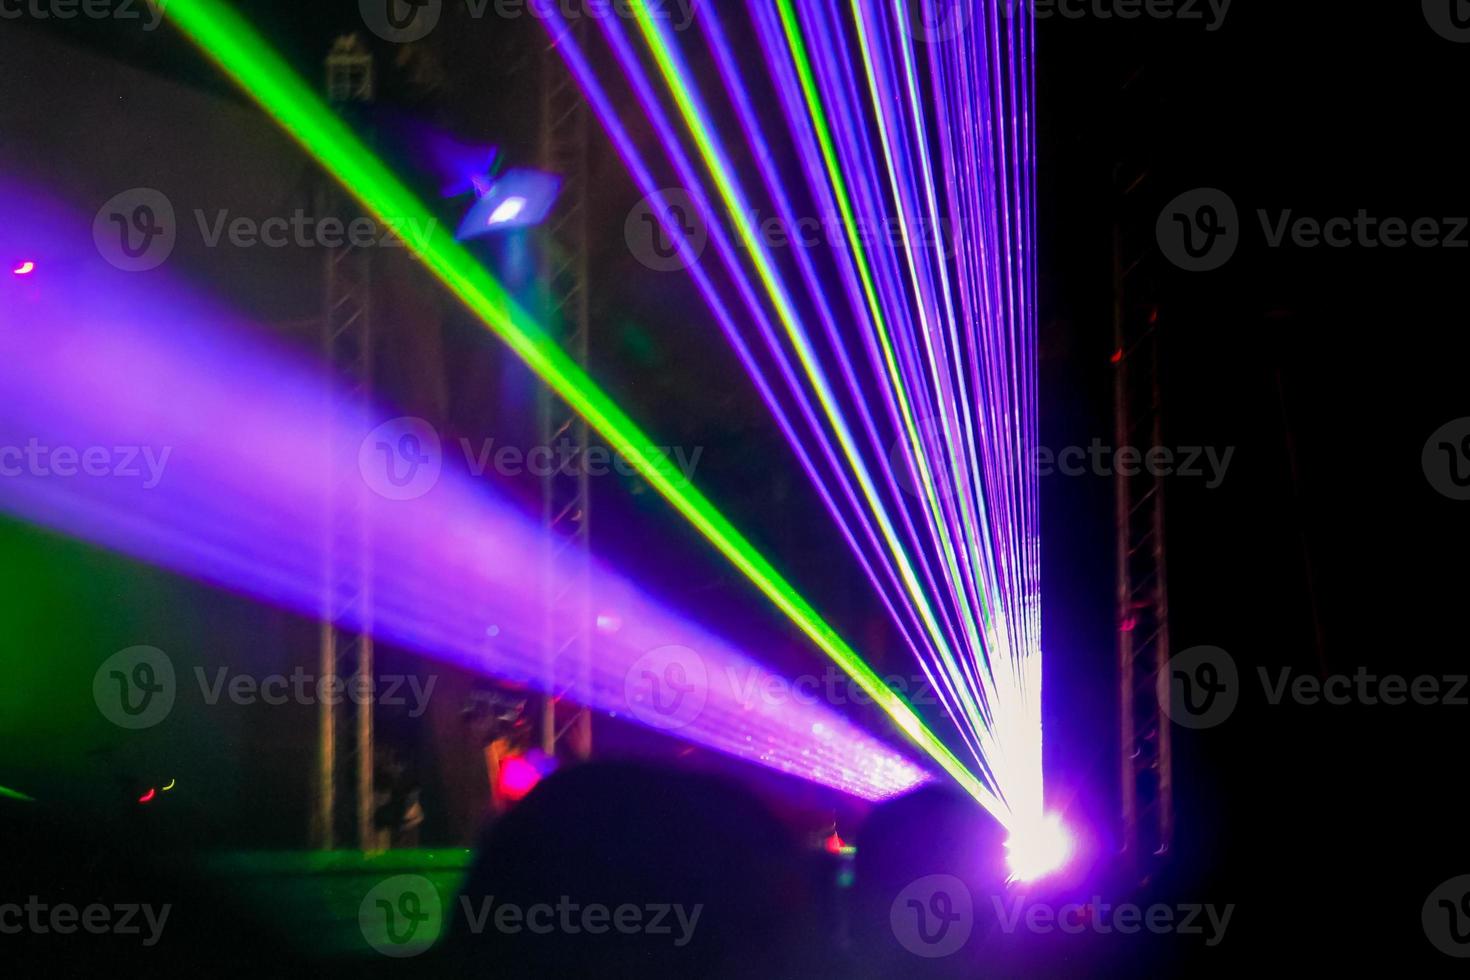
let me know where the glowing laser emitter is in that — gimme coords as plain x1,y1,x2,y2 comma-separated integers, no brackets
1005,814,1074,882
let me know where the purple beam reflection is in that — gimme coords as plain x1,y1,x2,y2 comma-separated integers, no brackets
0,189,929,802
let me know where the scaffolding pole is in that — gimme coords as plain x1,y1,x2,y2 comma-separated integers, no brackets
537,16,593,761
314,34,380,851
1114,66,1173,873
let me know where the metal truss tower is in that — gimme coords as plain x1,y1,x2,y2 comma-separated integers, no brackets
536,17,593,761
314,34,380,851
1113,66,1174,873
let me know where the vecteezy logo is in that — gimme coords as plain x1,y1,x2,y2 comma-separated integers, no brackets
900,0,972,42
360,874,442,958
1156,188,1239,272
359,417,442,500
890,874,973,958
1422,418,1470,501
360,0,442,43
625,188,707,272
93,646,176,729
1423,875,1470,957
623,645,708,731
93,189,176,272
1158,645,1238,729
1424,0,1470,42
888,416,964,499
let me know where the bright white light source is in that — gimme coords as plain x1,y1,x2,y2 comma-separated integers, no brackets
487,196,527,226
1005,813,1074,882
12,260,35,275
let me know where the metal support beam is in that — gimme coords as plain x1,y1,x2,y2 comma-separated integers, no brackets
1114,67,1173,873
537,16,593,761
315,34,380,851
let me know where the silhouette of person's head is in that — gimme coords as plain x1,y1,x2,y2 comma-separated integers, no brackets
848,784,1010,977
445,761,822,978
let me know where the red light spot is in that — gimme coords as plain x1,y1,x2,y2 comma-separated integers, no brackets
138,788,157,804
498,756,541,802
824,832,845,854
1109,348,1123,364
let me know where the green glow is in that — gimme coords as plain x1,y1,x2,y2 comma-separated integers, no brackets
162,0,1001,820
0,784,35,802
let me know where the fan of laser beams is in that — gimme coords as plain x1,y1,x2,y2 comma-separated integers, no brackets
157,0,1036,827
536,0,1041,828
148,0,997,812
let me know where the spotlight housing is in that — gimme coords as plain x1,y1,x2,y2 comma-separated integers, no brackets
456,168,560,238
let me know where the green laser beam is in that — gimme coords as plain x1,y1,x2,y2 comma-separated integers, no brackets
770,0,1003,746
625,1,992,744
162,0,1003,821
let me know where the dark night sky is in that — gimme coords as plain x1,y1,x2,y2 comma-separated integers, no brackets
1039,5,1470,969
